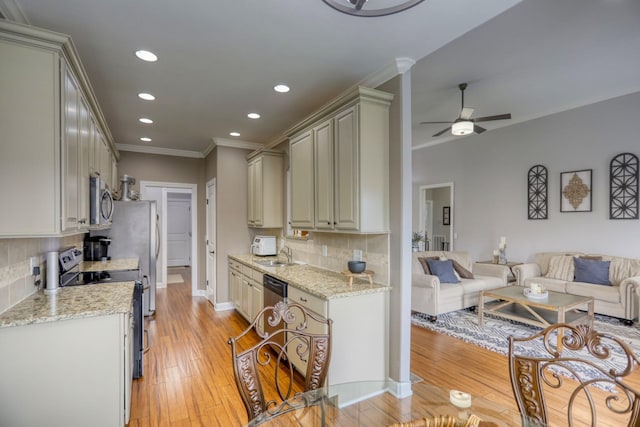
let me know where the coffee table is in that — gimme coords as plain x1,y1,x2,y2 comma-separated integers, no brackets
478,286,594,350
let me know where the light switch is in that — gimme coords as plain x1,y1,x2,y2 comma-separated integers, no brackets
321,245,327,257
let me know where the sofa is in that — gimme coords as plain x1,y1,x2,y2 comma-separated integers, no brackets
513,252,640,324
411,251,509,319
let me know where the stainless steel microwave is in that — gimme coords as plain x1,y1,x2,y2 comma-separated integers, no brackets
89,176,114,225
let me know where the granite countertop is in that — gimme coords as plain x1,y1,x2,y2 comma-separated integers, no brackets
79,258,139,272
0,282,135,328
229,254,389,300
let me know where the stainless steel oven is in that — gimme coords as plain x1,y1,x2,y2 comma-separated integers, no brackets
58,248,145,378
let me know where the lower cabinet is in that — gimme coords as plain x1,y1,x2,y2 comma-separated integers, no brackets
0,313,132,427
228,257,264,328
286,285,389,387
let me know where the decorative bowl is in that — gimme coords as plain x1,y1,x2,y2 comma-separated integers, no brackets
348,260,366,274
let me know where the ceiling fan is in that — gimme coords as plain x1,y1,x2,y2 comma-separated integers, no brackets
421,83,511,137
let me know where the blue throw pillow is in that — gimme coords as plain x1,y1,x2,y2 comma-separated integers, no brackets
573,257,611,286
426,259,460,284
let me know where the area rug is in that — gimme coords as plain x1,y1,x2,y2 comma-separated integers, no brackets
412,308,640,389
166,274,184,284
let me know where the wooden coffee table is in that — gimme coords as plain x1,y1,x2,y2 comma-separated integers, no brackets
478,286,594,350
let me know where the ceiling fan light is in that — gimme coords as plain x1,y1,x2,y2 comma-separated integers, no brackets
452,121,474,136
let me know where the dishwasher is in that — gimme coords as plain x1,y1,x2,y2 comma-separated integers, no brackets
263,274,288,348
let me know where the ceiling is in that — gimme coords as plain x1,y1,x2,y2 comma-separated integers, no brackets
2,0,639,156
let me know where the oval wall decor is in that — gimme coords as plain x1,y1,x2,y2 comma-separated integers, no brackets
528,164,548,220
610,152,639,220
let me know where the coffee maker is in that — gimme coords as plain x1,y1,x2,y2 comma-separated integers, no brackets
83,236,112,261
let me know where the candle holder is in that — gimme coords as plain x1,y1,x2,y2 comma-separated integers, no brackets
498,246,507,265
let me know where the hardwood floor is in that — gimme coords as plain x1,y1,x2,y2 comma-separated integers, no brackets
128,272,640,426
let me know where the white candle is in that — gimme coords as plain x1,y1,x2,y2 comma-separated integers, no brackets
450,390,472,408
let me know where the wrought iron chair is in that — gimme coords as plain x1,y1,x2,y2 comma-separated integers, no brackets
508,322,640,426
228,301,332,422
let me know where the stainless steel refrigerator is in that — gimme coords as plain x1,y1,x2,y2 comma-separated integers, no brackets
109,200,159,316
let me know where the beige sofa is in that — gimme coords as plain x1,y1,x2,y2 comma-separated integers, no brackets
411,251,509,319
513,252,640,324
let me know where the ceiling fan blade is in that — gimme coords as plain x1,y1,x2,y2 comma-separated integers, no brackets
420,121,454,125
432,126,451,137
474,124,487,134
460,108,474,120
474,113,511,123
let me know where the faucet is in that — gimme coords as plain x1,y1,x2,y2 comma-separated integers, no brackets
279,246,293,263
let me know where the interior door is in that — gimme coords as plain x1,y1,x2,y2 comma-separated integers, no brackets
167,198,191,267
206,179,216,304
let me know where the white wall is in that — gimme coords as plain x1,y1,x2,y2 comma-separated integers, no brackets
413,91,640,262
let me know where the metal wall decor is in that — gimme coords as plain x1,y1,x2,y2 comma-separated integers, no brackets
561,169,592,212
527,165,548,219
610,152,639,219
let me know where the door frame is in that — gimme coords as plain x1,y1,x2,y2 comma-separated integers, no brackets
205,178,217,306
419,182,454,251
140,180,200,297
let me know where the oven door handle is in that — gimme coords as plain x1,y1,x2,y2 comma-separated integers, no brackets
143,329,151,353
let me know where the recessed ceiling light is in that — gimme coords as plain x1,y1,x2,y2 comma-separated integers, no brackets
247,113,261,119
273,84,290,93
135,50,158,62
229,132,240,137
139,118,153,124
138,93,155,101
140,137,152,142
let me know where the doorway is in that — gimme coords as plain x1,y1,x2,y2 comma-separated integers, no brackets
140,181,199,297
419,183,454,251
205,178,217,306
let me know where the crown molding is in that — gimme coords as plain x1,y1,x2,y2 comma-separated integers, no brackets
116,144,205,159
0,0,29,24
265,57,414,147
359,57,416,87
209,138,264,151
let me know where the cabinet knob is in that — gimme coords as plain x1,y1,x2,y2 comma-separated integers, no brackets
327,221,331,225
300,297,307,303
333,222,337,225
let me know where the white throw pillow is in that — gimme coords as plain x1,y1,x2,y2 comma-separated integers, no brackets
545,255,574,281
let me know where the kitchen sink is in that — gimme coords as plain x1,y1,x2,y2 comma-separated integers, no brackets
255,260,297,267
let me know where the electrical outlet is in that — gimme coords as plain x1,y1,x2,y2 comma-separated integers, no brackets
321,245,327,257
30,257,39,275
353,249,363,261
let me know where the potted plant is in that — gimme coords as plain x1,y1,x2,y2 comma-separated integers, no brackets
412,231,424,252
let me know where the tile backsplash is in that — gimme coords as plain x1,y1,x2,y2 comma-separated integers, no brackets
0,235,85,314
283,233,390,285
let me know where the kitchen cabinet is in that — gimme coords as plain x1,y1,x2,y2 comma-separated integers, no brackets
0,20,117,236
289,130,315,228
288,87,393,233
0,312,133,426
62,67,81,231
247,150,284,228
228,257,264,330
229,260,242,311
286,284,388,387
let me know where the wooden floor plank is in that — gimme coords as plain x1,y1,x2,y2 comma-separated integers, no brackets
127,267,640,426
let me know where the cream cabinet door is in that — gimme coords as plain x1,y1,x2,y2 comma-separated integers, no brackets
247,157,264,227
250,281,263,326
62,69,80,231
240,276,251,320
78,96,91,228
334,106,359,230
314,119,335,230
289,131,315,228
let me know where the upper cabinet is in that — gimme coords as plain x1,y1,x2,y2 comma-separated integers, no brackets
0,20,118,236
247,150,284,228
288,87,393,233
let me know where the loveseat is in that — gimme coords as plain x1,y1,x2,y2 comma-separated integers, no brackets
411,251,509,319
513,252,640,324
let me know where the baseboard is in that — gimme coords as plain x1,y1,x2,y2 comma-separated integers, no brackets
193,289,206,297
214,302,235,312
